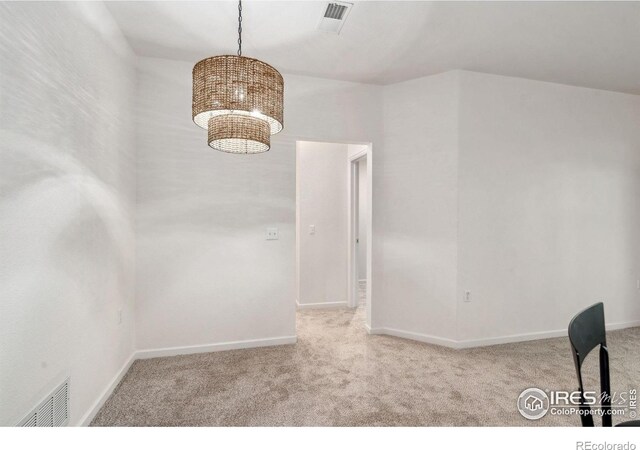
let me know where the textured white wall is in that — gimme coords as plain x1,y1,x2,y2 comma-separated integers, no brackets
378,70,640,346
357,158,368,281
0,3,136,426
456,71,640,343
379,72,460,342
296,141,348,306
135,57,382,351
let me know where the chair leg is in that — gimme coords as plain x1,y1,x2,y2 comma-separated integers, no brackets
600,345,612,427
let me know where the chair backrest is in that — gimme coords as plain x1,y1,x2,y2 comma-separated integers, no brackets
567,302,612,427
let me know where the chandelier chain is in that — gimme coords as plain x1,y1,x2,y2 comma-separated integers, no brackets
237,0,242,56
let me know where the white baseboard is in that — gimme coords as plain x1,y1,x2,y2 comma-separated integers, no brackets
607,319,640,331
78,352,136,426
371,327,459,348
457,319,640,349
370,320,640,350
135,335,297,360
296,300,348,310
455,329,567,349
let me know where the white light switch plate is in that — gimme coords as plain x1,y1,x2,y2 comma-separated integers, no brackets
266,227,279,240
309,225,315,235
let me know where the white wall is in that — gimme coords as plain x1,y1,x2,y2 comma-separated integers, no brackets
456,71,640,343
378,72,460,343
0,2,136,426
296,141,348,307
358,158,368,282
135,57,382,352
377,70,640,347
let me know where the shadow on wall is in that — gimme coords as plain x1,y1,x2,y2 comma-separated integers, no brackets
0,1,136,426
0,132,136,425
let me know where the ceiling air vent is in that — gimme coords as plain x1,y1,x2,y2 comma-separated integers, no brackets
318,2,353,34
324,3,348,20
18,379,70,427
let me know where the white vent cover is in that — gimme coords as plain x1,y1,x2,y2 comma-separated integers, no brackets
18,379,69,427
318,2,353,34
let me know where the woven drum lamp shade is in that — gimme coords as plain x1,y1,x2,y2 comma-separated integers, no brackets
208,115,270,154
192,55,284,135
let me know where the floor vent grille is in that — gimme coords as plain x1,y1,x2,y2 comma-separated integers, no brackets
18,379,69,427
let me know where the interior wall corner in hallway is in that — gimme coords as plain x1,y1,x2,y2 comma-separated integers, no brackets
357,157,368,282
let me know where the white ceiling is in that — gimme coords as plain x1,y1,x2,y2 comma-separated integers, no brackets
106,1,640,94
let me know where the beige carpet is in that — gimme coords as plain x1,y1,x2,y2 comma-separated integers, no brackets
92,305,640,426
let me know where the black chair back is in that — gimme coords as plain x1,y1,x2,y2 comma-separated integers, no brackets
567,302,612,427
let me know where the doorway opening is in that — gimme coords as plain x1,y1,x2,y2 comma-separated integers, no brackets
295,140,372,329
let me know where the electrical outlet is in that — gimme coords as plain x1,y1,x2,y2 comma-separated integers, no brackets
266,227,279,240
309,225,316,235
464,291,471,303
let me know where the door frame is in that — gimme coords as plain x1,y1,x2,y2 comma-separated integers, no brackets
347,145,372,327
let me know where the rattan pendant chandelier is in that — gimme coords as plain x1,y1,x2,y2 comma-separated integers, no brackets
192,0,284,154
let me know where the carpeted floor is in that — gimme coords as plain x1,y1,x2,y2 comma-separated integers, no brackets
91,303,640,426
